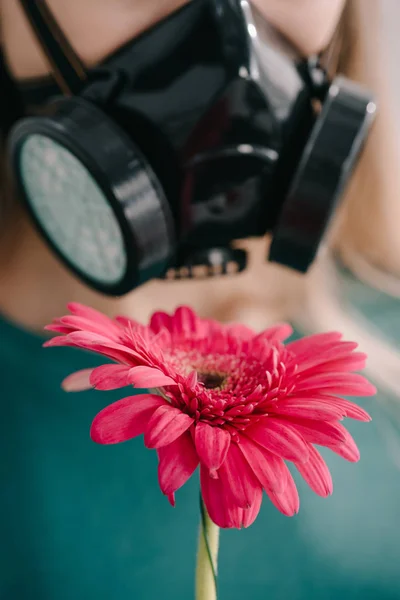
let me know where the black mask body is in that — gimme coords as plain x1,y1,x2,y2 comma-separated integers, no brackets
5,0,376,295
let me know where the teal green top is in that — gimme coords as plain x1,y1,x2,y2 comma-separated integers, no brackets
1,276,400,599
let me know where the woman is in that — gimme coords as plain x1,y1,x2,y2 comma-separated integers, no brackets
0,1,399,598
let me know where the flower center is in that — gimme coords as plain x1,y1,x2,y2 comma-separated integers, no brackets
197,371,226,389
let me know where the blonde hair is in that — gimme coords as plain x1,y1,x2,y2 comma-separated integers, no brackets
336,0,400,276
297,0,400,400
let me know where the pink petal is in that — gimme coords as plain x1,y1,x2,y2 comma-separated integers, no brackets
45,324,76,334
290,395,371,422
62,368,94,392
90,364,131,390
200,465,262,529
67,302,117,326
86,341,146,366
284,418,346,446
58,303,123,337
293,372,377,396
270,398,345,421
256,323,293,343
204,317,227,335
43,335,74,348
240,486,263,527
324,397,371,422
90,394,166,444
324,424,360,462
128,366,176,388
195,422,231,471
238,435,287,493
167,493,176,507
238,435,286,493
157,432,199,495
246,419,309,463
224,323,255,340
172,306,204,337
286,332,343,355
248,338,276,362
44,331,144,365
120,322,151,345
266,466,300,516
186,371,198,388
150,311,172,334
295,444,333,497
152,328,172,348
218,443,260,509
114,315,140,329
294,343,362,373
312,353,367,373
57,315,121,340
144,405,194,448
200,465,236,528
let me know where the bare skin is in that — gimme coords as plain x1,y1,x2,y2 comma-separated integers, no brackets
0,0,345,330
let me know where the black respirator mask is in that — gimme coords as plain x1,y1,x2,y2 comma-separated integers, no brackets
5,0,376,295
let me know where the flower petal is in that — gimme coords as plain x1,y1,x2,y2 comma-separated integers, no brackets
238,435,287,494
46,304,123,338
283,418,346,446
195,422,231,471
157,432,199,495
152,328,172,348
224,323,255,340
172,306,205,337
62,368,94,392
45,324,76,334
270,398,345,421
90,364,132,390
256,323,293,343
312,353,367,373
200,465,236,528
43,334,76,348
200,464,262,528
285,395,371,422
67,302,118,327
57,315,121,340
324,424,360,462
144,405,194,448
293,372,377,396
150,311,172,334
129,366,176,388
295,444,333,497
240,486,263,528
294,343,363,374
90,394,166,444
266,466,300,516
286,332,343,355
114,315,140,329
44,331,144,365
218,443,260,509
322,397,371,422
246,419,309,463
186,370,198,388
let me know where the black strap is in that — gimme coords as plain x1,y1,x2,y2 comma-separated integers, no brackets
17,0,87,95
0,53,25,135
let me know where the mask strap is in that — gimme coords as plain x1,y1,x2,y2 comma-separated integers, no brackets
17,0,87,95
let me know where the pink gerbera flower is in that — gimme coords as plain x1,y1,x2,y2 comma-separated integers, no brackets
45,303,375,528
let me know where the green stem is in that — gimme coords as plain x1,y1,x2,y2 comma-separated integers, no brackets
195,496,220,600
